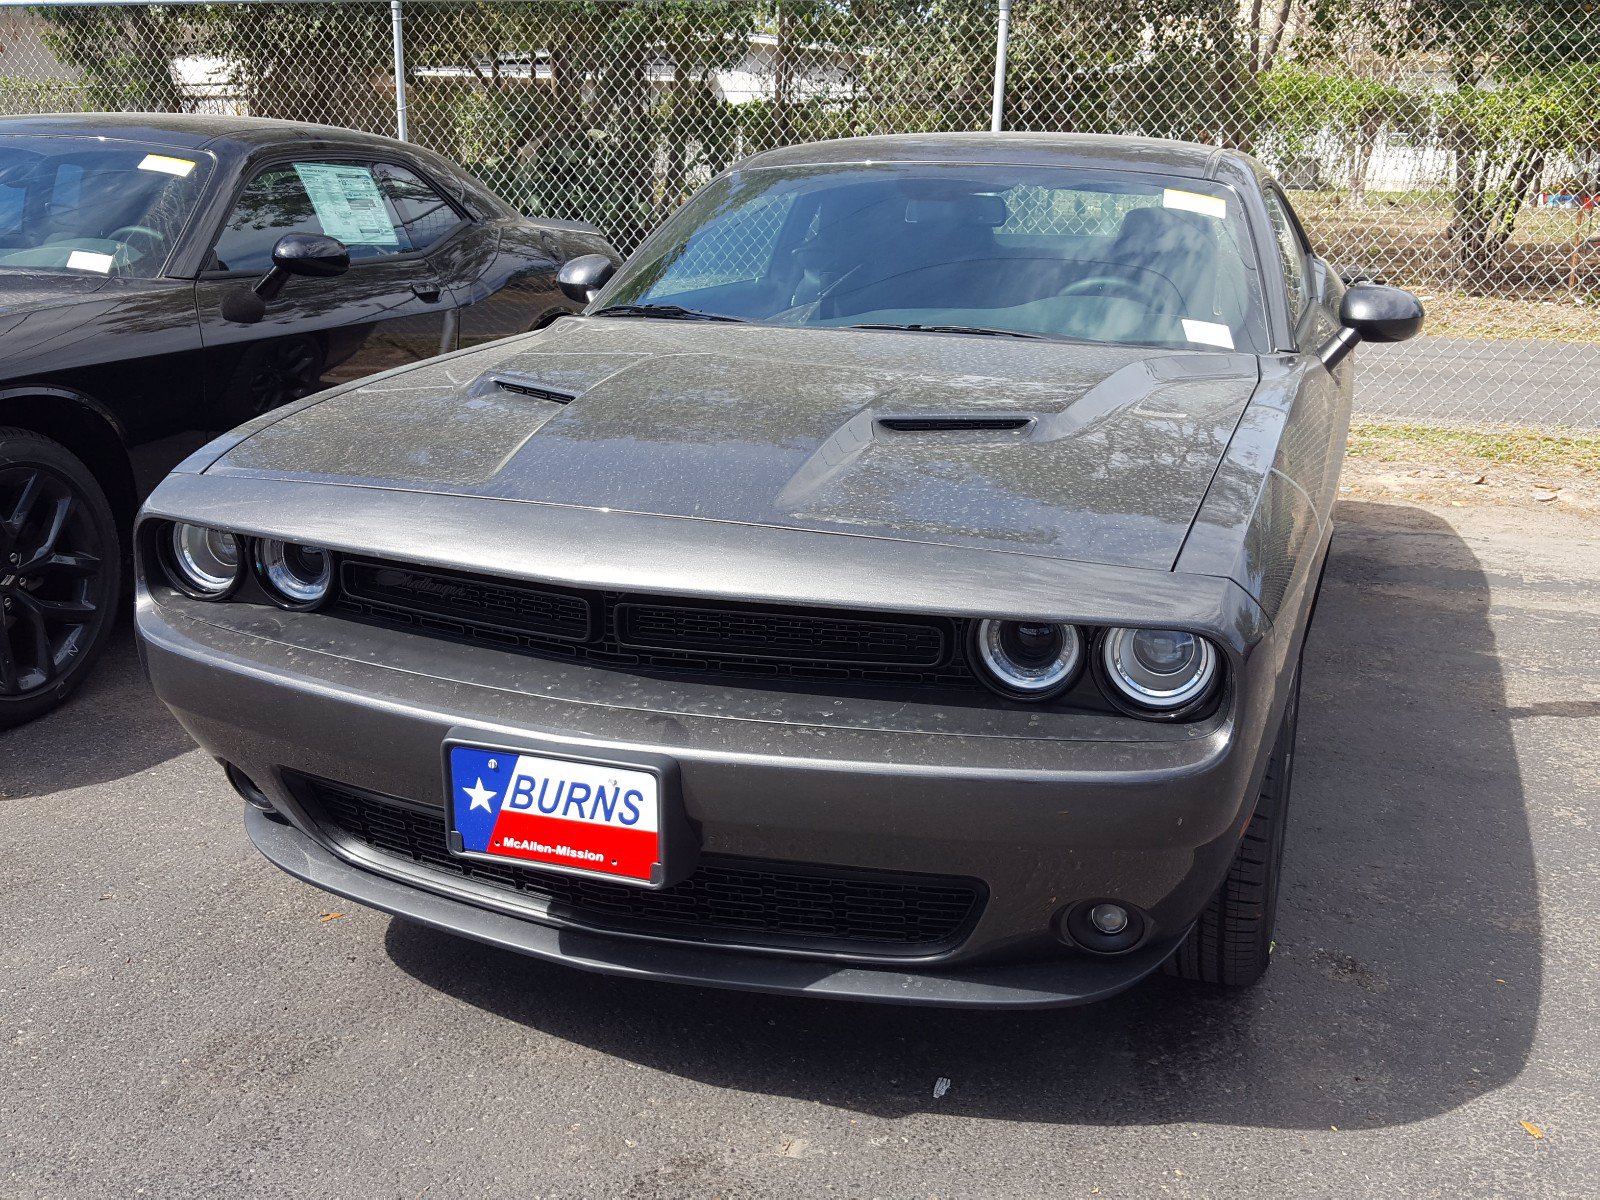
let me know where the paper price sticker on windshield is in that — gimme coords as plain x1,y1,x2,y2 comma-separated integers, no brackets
138,154,196,178
1182,319,1235,349
66,250,114,274
293,162,399,248
1163,188,1227,220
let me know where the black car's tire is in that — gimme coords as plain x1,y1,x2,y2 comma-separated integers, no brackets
1165,669,1300,987
221,334,327,425
0,428,121,729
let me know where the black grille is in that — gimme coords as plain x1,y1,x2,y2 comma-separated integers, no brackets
333,556,975,688
343,561,593,641
616,602,946,666
296,777,984,957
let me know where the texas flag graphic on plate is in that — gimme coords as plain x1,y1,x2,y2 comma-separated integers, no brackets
448,744,661,883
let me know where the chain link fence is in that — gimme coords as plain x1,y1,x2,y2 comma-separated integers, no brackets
1,0,1597,428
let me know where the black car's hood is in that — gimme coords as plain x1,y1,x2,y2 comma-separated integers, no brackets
0,270,114,312
214,317,1260,570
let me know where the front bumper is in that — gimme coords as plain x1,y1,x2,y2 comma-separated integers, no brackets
247,809,1173,1008
140,590,1283,1008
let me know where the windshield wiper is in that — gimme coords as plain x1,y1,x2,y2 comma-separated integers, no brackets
847,323,1048,340
591,303,745,323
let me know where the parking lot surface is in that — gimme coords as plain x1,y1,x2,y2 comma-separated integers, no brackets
3,497,1597,1198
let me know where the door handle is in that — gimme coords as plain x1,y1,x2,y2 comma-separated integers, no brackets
412,280,443,302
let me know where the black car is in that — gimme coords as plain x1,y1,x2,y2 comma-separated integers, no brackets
0,113,615,727
136,133,1423,1007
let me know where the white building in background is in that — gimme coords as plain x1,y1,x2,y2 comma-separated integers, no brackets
413,33,855,108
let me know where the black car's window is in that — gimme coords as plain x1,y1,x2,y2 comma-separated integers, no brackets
0,137,209,278
601,163,1269,353
1262,188,1309,319
372,162,465,251
212,161,406,273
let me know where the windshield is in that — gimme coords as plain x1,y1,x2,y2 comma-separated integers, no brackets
599,163,1269,352
0,136,210,279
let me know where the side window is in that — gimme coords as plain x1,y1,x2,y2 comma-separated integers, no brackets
1262,188,1309,319
373,162,465,251
211,161,403,273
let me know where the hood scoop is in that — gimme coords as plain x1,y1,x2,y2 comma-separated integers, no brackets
483,374,577,405
877,415,1032,433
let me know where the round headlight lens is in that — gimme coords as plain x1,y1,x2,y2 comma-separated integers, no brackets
1101,627,1218,711
973,619,1083,699
168,523,240,598
257,539,333,607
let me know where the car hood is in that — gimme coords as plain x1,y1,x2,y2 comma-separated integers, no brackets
212,317,1260,570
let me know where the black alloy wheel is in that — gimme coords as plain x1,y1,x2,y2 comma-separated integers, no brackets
243,335,325,417
0,429,120,729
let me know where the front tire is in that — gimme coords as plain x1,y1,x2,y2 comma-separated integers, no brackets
0,428,121,729
1165,669,1300,986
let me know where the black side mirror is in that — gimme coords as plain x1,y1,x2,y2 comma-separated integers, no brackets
220,233,351,324
557,253,616,305
1318,283,1424,370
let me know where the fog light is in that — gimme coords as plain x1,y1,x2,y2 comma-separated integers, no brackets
224,763,285,822
1090,903,1130,935
1059,899,1148,954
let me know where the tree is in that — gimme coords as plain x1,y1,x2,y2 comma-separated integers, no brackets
37,3,189,113
1358,0,1600,288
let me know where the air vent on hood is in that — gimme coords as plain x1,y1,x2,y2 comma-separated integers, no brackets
493,377,576,404
877,416,1032,433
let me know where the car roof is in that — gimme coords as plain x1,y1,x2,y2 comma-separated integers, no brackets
739,132,1269,188
0,111,413,156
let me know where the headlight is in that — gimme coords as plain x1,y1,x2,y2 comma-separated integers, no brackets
972,619,1083,699
256,539,333,608
1100,627,1218,712
166,523,241,599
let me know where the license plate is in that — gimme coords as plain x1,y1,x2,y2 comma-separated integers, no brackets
446,743,664,885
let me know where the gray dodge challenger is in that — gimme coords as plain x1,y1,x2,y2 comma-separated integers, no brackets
134,133,1422,1008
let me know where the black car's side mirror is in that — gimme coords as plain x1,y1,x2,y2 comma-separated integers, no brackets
557,254,617,305
1318,283,1424,371
221,233,351,324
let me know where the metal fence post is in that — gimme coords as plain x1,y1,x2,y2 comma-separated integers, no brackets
990,0,1011,133
390,0,409,141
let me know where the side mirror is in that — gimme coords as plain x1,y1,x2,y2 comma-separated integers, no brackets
557,253,616,305
220,233,350,324
1318,283,1424,370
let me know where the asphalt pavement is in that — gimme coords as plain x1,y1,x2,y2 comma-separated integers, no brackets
3,498,1597,1197
1357,336,1600,429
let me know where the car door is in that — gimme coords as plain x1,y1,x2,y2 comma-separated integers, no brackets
1262,184,1348,520
193,156,457,430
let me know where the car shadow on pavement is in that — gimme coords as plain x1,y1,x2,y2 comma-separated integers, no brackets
385,499,1539,1130
0,619,197,798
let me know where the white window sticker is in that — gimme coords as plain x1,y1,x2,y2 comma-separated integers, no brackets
138,153,196,178
1182,319,1235,349
292,163,399,247
1163,188,1227,221
66,250,115,274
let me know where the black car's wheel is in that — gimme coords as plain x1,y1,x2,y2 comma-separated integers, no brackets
0,429,120,729
1165,668,1300,986
225,335,326,424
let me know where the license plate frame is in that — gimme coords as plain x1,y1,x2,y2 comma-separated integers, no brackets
441,728,693,890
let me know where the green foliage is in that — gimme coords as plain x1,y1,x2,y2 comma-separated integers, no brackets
0,74,86,117
1255,65,1414,161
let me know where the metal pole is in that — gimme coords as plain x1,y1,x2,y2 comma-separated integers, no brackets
989,0,1011,133
390,0,409,141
